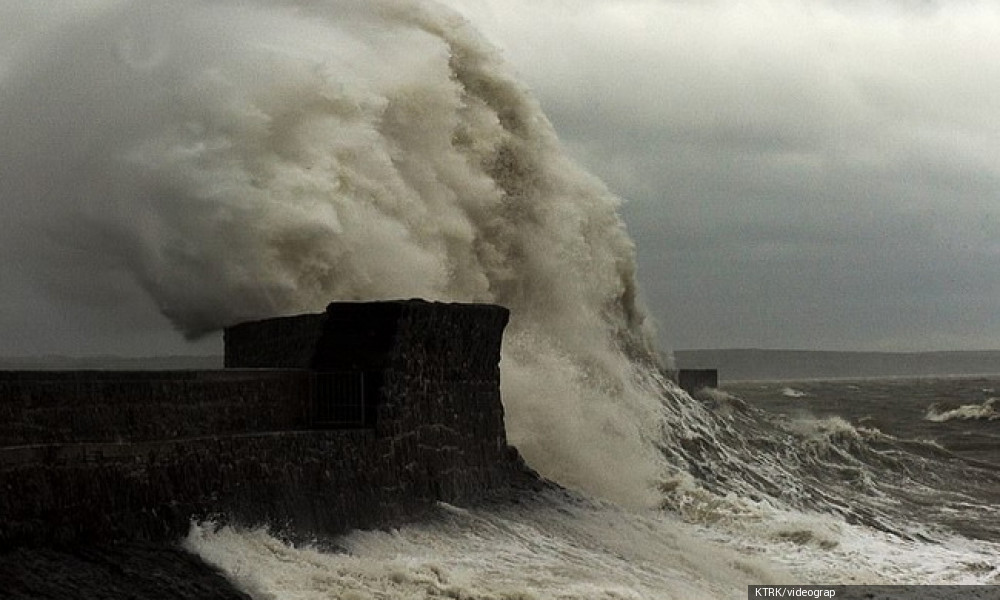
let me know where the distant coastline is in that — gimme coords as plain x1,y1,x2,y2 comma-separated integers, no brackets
5,348,1000,382
0,355,223,370
673,349,1000,382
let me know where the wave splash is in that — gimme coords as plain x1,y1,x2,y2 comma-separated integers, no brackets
0,0,675,507
184,493,784,600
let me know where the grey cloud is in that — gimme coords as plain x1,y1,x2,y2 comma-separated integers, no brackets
4,0,1000,355
450,0,1000,350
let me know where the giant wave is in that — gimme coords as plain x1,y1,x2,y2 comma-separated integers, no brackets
3,1,1000,597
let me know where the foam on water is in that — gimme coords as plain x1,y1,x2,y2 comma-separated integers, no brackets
185,493,786,600
714,508,1000,585
184,492,1000,599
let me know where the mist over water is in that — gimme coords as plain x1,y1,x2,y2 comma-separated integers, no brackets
0,0,674,506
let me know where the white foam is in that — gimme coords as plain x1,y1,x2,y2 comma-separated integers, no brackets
185,494,787,600
185,492,1000,599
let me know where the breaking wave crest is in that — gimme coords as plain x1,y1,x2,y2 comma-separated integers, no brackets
926,398,999,422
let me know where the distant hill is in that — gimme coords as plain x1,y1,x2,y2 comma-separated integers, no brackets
0,355,223,370
673,349,1000,382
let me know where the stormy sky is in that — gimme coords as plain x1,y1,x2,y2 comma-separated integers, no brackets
2,0,999,356
448,0,1000,352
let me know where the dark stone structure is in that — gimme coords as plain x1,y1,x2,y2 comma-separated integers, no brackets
0,370,313,446
677,368,719,395
0,300,535,550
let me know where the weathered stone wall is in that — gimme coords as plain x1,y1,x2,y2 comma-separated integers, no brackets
375,301,513,497
223,314,326,369
0,300,534,548
0,370,312,446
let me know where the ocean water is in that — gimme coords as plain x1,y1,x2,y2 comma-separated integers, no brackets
4,1,999,597
725,377,1000,542
183,376,1000,599
729,376,1000,468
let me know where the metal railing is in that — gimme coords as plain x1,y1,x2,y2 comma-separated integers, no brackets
312,371,372,428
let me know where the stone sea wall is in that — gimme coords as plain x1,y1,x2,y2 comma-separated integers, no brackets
0,300,536,548
0,370,312,446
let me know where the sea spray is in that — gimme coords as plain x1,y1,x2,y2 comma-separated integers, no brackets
0,0,671,507
3,0,991,524
6,0,1000,539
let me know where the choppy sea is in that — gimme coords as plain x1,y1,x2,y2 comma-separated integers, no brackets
724,376,1000,542
184,375,1000,599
